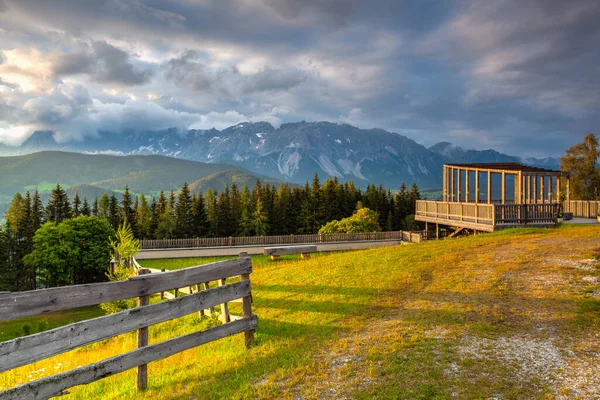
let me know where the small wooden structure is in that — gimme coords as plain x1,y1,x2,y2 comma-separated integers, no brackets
264,245,317,260
416,162,570,234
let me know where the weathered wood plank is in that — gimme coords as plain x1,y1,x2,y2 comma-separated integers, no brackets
0,316,258,400
136,268,151,391
263,245,317,256
0,257,252,321
0,281,251,373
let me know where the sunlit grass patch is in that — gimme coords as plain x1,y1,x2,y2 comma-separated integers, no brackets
1,224,599,398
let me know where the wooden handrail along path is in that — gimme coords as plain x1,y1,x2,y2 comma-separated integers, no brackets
0,256,256,400
139,230,423,250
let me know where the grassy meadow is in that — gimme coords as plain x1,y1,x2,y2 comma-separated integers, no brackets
1,224,599,399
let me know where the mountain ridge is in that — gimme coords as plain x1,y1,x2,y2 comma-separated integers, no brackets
0,121,562,189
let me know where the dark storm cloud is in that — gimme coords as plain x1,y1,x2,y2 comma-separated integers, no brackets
163,50,223,92
53,41,153,86
241,66,307,94
163,51,307,95
0,0,599,156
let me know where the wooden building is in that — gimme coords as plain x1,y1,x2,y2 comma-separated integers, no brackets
416,162,569,235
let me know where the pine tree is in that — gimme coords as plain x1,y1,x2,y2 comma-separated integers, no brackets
409,183,421,215
192,192,210,237
156,191,176,239
205,188,218,236
31,190,44,233
136,193,151,239
121,186,136,235
229,183,242,233
18,192,35,289
72,193,81,217
238,185,253,236
216,186,233,236
251,197,269,236
108,193,121,230
98,193,110,219
176,183,194,238
149,197,159,239
92,196,99,216
81,198,91,216
45,184,71,224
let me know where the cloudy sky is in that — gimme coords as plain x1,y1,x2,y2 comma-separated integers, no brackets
0,0,598,157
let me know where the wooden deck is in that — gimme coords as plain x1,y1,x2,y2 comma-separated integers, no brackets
416,200,559,232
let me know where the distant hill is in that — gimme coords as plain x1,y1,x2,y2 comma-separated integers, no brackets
187,170,285,194
0,151,284,215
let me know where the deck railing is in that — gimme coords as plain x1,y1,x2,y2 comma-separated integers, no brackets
416,200,559,230
566,200,600,218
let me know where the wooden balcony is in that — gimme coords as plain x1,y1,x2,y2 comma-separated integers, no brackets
415,200,560,232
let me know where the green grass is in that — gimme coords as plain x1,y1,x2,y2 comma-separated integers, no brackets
1,224,599,399
0,306,104,342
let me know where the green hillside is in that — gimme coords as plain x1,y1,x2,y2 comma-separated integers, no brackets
188,170,285,193
0,151,284,213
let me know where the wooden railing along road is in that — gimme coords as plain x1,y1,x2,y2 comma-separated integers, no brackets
140,230,423,250
416,200,560,231
0,257,256,400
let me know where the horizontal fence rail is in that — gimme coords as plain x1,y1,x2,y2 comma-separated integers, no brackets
0,256,256,399
566,200,600,218
0,258,251,321
139,230,422,250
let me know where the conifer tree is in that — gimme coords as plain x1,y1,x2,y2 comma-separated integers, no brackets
98,193,110,219
229,183,242,232
108,193,121,230
45,184,71,224
409,183,421,215
81,197,91,216
18,192,35,289
121,186,136,235
136,193,151,239
205,188,218,236
149,197,159,239
31,190,44,233
92,197,99,216
72,193,81,217
176,183,194,238
250,197,269,236
192,192,210,237
216,186,233,236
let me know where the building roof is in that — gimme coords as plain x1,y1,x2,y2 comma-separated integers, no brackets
443,162,563,174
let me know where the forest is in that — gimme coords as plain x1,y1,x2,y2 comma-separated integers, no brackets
0,173,422,291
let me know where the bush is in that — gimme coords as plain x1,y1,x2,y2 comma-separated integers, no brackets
22,323,32,336
318,207,381,234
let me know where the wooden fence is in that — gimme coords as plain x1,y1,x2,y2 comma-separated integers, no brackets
0,257,256,400
566,200,600,218
140,230,423,249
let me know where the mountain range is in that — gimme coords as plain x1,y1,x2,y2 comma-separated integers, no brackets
0,151,284,216
0,121,561,190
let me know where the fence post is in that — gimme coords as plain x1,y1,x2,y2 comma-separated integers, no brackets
218,279,231,323
239,252,255,348
136,268,151,391
160,268,166,299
